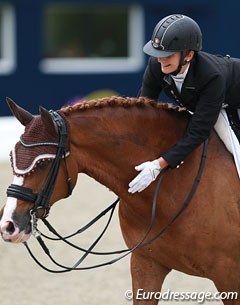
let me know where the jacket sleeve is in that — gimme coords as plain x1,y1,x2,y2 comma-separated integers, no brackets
162,73,225,168
139,57,163,99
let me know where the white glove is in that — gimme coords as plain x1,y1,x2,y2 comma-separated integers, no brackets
128,159,161,193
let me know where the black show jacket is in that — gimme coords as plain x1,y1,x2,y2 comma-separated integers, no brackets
140,51,240,168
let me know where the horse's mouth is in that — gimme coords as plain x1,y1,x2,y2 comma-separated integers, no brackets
1,230,31,243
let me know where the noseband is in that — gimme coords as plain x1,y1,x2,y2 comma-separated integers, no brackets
6,110,73,219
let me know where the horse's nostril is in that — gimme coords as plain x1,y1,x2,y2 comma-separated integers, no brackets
4,221,15,235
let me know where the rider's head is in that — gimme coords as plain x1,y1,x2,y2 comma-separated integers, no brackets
143,14,202,74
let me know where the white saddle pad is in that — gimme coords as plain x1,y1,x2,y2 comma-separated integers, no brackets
214,109,240,178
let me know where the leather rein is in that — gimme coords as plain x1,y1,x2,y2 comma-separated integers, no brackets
6,109,208,273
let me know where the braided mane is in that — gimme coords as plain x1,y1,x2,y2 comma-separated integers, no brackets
61,96,186,116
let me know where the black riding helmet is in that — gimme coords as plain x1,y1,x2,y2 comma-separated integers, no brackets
143,14,202,59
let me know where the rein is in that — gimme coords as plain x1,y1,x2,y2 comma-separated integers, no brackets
23,133,208,273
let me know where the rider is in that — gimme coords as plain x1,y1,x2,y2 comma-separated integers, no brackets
128,14,240,193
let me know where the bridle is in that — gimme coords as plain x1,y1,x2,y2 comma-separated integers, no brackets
6,110,73,219
5,109,208,273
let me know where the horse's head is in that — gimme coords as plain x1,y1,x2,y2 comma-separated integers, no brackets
0,98,77,243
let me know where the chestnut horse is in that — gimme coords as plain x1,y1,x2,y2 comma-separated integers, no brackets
0,97,239,304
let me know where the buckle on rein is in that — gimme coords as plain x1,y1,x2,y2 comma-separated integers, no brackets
30,210,41,238
30,207,49,238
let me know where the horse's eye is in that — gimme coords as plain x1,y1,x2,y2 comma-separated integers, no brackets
37,160,52,171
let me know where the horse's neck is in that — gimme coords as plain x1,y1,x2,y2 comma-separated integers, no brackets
67,105,186,197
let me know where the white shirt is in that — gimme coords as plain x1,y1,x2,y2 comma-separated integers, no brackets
171,63,190,93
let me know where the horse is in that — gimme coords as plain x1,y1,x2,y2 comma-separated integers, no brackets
0,96,239,304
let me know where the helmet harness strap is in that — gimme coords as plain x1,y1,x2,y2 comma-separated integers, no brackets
171,50,190,76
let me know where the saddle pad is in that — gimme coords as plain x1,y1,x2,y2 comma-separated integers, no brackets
214,109,240,178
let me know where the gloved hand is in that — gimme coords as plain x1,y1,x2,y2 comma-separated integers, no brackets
128,159,161,193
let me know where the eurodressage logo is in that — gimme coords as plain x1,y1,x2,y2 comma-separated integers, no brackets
124,289,239,303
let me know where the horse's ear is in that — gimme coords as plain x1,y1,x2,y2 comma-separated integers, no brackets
6,97,34,126
39,106,58,137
